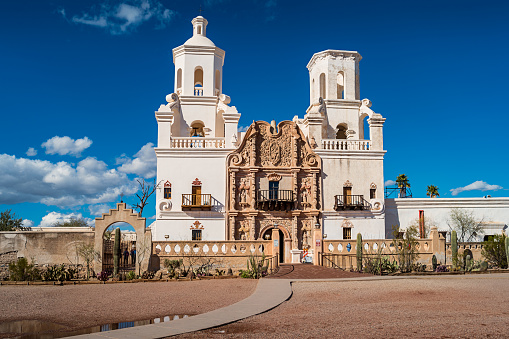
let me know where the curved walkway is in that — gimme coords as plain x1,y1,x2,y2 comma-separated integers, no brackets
70,278,293,339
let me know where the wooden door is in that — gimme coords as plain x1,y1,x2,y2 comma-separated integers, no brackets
192,186,201,206
343,187,352,205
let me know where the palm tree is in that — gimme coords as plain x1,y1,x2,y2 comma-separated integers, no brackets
426,185,439,198
396,174,410,198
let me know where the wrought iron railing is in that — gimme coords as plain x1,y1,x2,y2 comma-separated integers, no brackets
256,190,295,211
334,195,371,210
182,194,212,210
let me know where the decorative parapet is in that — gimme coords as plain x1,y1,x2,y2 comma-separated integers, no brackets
152,240,272,257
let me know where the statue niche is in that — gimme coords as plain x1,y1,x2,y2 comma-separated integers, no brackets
238,177,250,208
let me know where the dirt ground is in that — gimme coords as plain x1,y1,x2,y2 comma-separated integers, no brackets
178,275,509,338
0,279,257,338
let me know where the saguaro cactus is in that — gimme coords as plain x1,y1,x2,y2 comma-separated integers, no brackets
113,228,120,276
451,230,458,270
505,236,509,269
356,233,362,271
432,254,438,271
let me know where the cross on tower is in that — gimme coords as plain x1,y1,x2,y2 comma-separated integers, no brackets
199,5,203,15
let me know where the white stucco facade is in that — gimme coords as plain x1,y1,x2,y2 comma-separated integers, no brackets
385,198,509,241
151,16,389,254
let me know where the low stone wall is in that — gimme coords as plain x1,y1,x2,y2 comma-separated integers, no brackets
150,240,274,273
0,230,95,267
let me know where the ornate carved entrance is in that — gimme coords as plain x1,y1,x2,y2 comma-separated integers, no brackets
226,121,321,263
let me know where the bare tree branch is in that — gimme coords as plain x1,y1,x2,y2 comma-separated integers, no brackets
132,179,162,217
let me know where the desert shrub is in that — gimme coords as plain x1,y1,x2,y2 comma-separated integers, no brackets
96,271,109,282
482,234,507,269
362,251,398,275
435,265,448,272
392,225,420,273
164,259,182,278
43,264,76,282
141,271,155,279
125,271,136,280
9,258,41,281
239,254,267,279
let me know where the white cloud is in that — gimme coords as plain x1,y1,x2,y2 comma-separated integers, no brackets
38,212,94,227
42,136,92,157
450,181,503,196
26,147,37,156
0,154,137,207
117,142,156,178
238,125,249,133
88,204,112,216
67,0,175,35
22,219,34,227
385,180,397,186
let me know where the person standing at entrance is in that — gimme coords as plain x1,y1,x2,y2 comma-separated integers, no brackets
123,248,129,266
130,248,136,265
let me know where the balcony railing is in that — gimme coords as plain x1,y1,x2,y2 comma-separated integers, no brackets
322,139,370,151
182,194,212,210
334,195,371,211
256,189,295,211
171,137,225,149
194,87,203,96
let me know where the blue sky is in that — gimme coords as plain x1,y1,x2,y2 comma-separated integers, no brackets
1,0,508,227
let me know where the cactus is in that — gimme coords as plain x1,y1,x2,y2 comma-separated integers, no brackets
505,236,509,269
432,254,438,271
113,227,120,276
465,255,473,272
451,230,458,270
356,233,362,271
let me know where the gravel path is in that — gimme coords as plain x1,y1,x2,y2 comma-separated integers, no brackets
0,279,257,338
178,275,509,338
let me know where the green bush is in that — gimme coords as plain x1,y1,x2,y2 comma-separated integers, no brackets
239,254,268,279
9,258,41,281
482,234,507,269
126,271,136,280
43,264,76,282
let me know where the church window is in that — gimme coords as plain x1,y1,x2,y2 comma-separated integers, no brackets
370,188,376,199
190,121,205,137
215,70,220,95
319,73,326,99
336,124,347,139
269,181,279,200
194,67,204,96
337,71,344,99
343,227,352,240
164,181,172,199
197,26,202,34
177,68,182,90
192,229,202,241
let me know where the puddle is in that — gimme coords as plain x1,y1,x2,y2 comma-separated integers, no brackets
0,315,194,339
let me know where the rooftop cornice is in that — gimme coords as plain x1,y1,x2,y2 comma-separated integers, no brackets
172,45,225,63
179,96,219,105
306,49,362,70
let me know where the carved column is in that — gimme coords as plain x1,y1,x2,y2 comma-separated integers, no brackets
250,215,256,240
292,169,299,210
229,215,236,240
292,213,299,249
230,170,236,211
250,170,257,209
312,171,318,210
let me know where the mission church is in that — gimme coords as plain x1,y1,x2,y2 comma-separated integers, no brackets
150,15,387,263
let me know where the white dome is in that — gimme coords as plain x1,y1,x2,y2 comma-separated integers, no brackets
184,34,215,47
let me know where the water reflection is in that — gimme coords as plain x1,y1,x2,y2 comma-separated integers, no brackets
0,315,194,339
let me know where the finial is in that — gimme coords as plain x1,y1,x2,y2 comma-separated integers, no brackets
199,5,203,16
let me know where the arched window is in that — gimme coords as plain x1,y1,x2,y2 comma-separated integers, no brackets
312,78,315,101
190,121,205,137
176,68,182,91
194,67,203,96
319,73,326,99
197,26,202,35
215,70,220,95
337,71,344,99
336,124,347,139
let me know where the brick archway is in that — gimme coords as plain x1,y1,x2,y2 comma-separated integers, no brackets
94,203,151,275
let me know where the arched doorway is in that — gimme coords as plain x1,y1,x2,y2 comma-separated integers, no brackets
94,203,149,276
278,229,285,263
260,225,289,264
102,222,137,274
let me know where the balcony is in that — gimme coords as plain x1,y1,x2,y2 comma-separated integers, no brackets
322,139,370,150
256,189,295,211
182,194,212,211
334,195,371,211
171,137,225,149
